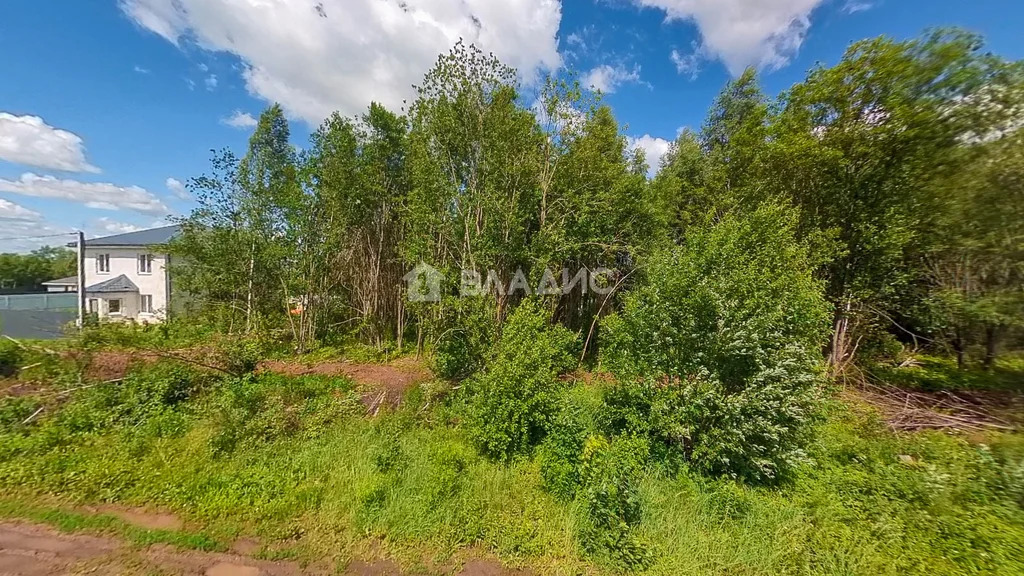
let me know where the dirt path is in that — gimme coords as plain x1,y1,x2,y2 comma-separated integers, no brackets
260,358,431,409
0,520,530,576
64,350,432,409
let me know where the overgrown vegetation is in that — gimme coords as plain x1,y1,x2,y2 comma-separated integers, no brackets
1,25,1023,576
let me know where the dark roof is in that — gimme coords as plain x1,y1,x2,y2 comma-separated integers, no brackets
68,225,181,248
42,276,78,286
86,274,139,294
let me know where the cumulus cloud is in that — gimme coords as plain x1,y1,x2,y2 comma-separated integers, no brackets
628,134,672,178
0,112,101,173
635,0,826,75
166,177,191,200
221,110,258,129
205,74,218,91
0,198,43,222
0,173,170,216
584,63,643,93
120,0,563,124
91,217,145,235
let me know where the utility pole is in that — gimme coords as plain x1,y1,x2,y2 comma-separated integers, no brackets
77,230,86,328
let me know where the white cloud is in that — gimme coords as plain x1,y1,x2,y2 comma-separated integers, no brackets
134,65,151,74
842,1,873,14
670,46,702,79
0,112,101,173
583,63,643,94
166,177,191,200
628,134,672,178
205,74,218,90
635,0,826,75
0,173,170,216
120,0,564,124
221,110,258,129
91,217,145,235
0,199,72,253
0,198,42,222
0,219,72,253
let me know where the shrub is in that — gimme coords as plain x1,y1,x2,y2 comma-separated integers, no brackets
469,299,577,461
0,339,22,378
601,204,831,481
214,335,267,376
431,296,497,380
536,390,597,498
209,372,361,454
578,435,653,570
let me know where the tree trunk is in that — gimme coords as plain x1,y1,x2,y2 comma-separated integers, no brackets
953,330,965,370
983,325,998,371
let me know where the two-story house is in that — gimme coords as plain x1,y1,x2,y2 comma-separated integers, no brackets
58,225,181,322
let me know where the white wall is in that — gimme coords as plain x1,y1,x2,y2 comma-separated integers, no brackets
85,247,169,321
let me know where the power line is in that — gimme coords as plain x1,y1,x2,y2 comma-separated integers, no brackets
0,232,78,242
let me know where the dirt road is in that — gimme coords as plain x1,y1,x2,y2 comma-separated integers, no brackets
0,521,531,576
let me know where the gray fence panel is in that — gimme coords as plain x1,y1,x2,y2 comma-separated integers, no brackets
0,310,75,339
0,293,77,339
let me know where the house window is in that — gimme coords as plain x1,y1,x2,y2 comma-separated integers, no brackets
107,299,122,315
140,294,153,314
88,299,99,313
97,254,111,273
138,253,154,274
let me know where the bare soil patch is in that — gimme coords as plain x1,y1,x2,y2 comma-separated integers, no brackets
0,521,118,576
0,520,533,575
87,504,184,532
261,359,431,410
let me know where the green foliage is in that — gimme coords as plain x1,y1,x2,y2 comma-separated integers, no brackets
468,299,577,461
0,338,22,378
430,297,497,381
0,246,76,292
209,372,361,455
577,435,653,570
213,335,267,376
870,354,1024,393
536,387,599,498
602,204,831,481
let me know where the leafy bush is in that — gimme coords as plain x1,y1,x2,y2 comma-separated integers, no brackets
601,204,831,481
212,335,267,376
536,389,597,498
431,296,497,380
209,372,361,454
0,339,22,378
469,299,577,461
577,435,653,569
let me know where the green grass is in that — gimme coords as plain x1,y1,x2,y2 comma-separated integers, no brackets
0,497,222,551
0,360,1022,575
868,354,1024,392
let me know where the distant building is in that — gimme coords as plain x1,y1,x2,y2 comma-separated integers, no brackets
41,276,78,292
47,225,181,322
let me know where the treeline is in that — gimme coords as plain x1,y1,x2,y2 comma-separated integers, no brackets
0,247,75,293
174,29,1024,371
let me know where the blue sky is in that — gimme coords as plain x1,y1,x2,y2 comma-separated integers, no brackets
1,0,1022,252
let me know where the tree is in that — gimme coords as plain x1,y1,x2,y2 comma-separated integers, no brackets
926,129,1024,368
0,247,76,292
766,29,1021,370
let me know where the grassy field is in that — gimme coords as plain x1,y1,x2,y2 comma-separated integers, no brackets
1,353,1022,575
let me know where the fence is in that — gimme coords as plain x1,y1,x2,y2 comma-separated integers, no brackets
0,293,77,340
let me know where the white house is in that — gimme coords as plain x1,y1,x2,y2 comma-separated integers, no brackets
59,225,180,322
